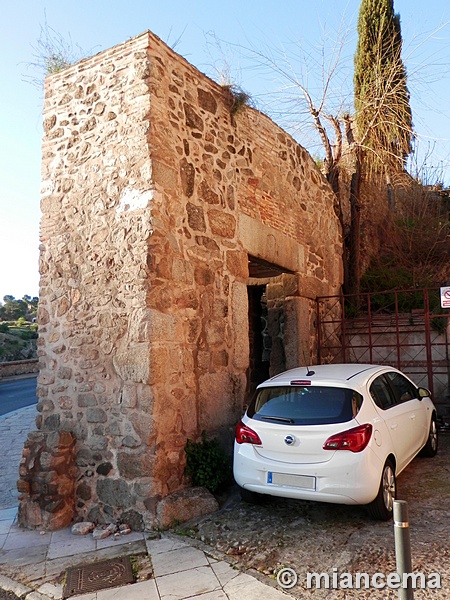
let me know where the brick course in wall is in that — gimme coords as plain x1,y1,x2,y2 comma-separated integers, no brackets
30,30,342,529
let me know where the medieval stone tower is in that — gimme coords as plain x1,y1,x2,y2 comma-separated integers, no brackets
19,31,342,530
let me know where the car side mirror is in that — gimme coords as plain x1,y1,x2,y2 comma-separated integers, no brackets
418,387,431,400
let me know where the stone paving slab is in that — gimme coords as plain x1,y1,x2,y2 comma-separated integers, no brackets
146,538,192,555
157,565,222,599
47,528,96,559
68,579,160,600
97,580,160,600
151,546,210,577
209,560,241,588
0,545,48,568
224,572,292,600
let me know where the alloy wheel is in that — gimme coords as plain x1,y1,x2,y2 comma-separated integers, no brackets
382,465,396,511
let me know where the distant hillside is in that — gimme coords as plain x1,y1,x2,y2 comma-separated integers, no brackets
0,322,38,362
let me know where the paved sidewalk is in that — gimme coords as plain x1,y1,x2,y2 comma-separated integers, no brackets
0,512,293,599
0,404,293,600
0,405,36,509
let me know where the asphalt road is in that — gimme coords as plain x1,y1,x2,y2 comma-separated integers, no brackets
0,376,38,416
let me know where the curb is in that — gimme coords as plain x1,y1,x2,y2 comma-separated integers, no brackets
0,404,37,418
0,373,38,383
0,574,58,600
0,374,38,383
0,573,35,598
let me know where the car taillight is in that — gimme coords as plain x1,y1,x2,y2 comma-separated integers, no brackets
235,421,262,445
323,424,372,453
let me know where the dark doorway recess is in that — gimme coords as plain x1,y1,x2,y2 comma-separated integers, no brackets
247,285,271,402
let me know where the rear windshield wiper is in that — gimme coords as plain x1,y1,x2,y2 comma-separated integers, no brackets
260,415,294,424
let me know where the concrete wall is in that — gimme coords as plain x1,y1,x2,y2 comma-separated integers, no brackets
35,31,342,528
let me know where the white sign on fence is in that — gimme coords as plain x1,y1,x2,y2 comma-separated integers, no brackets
440,286,450,309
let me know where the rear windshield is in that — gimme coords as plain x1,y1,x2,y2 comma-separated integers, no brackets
247,386,363,425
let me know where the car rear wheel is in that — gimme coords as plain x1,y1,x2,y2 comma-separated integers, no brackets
368,459,396,521
419,415,438,457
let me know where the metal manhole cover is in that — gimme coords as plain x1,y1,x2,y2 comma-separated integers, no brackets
63,555,134,598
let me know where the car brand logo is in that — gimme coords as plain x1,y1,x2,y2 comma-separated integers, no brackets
284,435,295,446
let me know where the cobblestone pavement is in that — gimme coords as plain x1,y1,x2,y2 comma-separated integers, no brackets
174,433,450,599
0,406,36,510
0,590,20,600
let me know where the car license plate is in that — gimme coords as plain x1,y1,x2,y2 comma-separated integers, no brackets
267,472,315,490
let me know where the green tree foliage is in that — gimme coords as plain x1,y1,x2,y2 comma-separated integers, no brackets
0,295,38,321
354,0,413,170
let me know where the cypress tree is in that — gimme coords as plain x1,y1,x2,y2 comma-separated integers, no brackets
354,0,412,169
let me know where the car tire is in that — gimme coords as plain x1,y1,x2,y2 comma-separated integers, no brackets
367,459,396,521
239,487,268,505
419,415,438,457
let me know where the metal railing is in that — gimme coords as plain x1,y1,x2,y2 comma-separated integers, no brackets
317,288,449,400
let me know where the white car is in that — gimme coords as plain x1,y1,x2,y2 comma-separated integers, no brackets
233,363,438,520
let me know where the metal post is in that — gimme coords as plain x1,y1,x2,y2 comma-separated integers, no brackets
423,289,434,396
341,294,347,363
367,292,373,364
316,297,322,364
394,291,401,370
393,500,414,600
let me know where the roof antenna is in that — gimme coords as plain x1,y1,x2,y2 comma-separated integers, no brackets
303,352,315,377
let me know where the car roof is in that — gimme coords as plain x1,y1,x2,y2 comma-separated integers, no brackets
258,363,391,388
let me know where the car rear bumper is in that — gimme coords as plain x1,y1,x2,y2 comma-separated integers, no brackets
233,442,384,505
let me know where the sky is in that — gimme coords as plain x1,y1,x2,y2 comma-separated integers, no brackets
1,0,449,302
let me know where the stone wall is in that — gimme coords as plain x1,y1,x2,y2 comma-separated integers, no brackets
34,30,342,528
17,431,76,530
0,360,38,379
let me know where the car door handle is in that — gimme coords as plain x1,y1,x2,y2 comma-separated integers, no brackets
390,424,398,430
410,414,416,420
